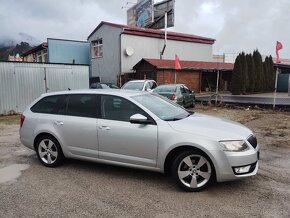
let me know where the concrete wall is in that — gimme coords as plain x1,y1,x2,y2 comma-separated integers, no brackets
48,38,89,65
88,25,122,84
121,34,213,73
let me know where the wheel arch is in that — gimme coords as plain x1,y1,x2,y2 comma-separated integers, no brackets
33,132,62,152
163,145,216,180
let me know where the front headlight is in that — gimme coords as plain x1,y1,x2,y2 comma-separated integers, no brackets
219,140,249,152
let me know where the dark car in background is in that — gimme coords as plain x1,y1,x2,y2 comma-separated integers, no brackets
153,84,195,108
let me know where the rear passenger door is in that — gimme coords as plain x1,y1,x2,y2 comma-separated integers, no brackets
54,94,100,158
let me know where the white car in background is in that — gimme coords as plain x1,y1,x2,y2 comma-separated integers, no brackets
121,80,157,92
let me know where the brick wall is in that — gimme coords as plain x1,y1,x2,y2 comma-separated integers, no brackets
156,70,201,92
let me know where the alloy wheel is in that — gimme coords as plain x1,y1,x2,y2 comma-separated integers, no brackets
177,154,212,188
38,139,58,165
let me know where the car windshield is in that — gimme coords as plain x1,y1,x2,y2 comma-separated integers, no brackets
153,85,177,93
132,94,191,121
122,82,144,90
107,84,119,89
100,84,110,89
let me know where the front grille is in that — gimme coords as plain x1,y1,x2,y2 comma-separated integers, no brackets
247,135,257,148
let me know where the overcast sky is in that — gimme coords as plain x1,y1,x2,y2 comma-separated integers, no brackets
0,0,289,58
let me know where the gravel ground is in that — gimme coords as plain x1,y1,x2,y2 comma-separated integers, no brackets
0,106,290,218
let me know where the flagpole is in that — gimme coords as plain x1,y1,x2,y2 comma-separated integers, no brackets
273,67,279,110
174,70,176,84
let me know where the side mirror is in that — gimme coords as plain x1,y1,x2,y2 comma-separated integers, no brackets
130,114,150,124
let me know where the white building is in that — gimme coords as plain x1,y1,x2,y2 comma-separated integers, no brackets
87,21,215,84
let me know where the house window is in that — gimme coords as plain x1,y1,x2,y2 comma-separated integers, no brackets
43,49,48,62
91,39,103,58
36,51,42,62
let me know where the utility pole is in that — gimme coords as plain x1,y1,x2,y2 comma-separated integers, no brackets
273,67,279,110
160,11,168,59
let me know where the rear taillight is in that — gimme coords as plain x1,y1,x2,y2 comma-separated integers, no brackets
171,93,177,101
20,114,25,128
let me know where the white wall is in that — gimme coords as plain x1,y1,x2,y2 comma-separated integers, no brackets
0,62,89,114
121,34,213,73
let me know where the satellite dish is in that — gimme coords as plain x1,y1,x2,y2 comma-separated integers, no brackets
125,47,134,56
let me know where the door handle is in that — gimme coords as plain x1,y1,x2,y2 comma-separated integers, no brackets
54,121,64,126
99,126,111,130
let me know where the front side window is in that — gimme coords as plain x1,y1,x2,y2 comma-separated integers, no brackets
132,94,190,121
66,94,99,118
101,95,147,122
31,95,65,114
91,39,103,58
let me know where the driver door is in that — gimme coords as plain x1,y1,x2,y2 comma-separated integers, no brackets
97,95,158,167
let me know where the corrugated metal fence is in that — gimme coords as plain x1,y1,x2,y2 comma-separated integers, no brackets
0,62,89,115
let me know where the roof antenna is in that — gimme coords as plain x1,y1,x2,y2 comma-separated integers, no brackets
68,88,71,91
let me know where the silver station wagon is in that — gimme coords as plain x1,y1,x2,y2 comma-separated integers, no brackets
20,90,259,191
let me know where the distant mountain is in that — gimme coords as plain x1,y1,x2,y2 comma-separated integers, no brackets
0,42,33,61
0,32,40,47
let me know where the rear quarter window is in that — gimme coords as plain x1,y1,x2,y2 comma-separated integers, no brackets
31,95,65,114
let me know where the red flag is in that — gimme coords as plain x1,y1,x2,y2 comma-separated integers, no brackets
175,54,181,70
276,41,283,63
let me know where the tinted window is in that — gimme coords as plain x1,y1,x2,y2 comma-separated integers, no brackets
66,94,99,118
31,95,65,114
101,95,148,122
152,82,157,89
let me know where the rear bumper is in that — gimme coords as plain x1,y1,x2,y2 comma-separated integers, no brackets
19,128,34,150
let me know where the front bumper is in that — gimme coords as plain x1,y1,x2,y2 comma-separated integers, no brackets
211,145,260,182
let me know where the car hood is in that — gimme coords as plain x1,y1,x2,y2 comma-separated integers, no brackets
168,113,252,141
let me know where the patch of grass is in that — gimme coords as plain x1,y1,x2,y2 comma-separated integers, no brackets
0,115,19,124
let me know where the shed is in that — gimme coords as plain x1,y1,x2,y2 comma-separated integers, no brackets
132,59,233,92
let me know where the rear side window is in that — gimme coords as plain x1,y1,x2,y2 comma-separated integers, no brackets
66,94,99,118
31,95,65,114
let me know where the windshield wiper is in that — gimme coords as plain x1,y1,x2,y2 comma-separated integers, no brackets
164,117,182,121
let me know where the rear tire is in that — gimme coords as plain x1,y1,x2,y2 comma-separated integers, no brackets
36,135,64,167
171,150,214,192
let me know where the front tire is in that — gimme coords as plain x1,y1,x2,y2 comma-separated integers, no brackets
171,150,214,192
36,135,64,167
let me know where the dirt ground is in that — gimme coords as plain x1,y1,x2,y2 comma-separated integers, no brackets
0,106,290,217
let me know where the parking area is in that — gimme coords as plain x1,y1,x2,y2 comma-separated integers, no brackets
0,106,290,217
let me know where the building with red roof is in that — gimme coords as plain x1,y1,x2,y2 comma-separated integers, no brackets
87,21,217,85
131,59,233,92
